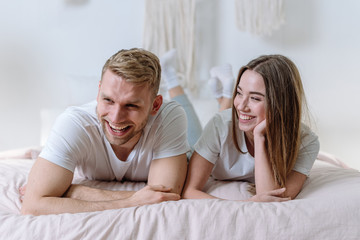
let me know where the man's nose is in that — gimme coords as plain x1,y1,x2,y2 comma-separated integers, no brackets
109,106,126,123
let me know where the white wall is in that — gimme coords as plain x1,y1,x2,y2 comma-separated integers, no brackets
0,0,359,169
0,0,145,150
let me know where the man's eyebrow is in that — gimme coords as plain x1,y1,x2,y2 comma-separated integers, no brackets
100,92,111,99
237,86,265,96
125,99,144,105
100,92,144,105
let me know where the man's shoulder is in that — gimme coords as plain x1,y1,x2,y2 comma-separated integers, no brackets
51,101,99,137
159,99,183,112
62,101,98,124
145,99,187,133
155,99,186,119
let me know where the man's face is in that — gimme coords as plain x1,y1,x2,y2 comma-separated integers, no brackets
96,69,162,150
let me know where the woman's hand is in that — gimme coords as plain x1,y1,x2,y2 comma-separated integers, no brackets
247,188,291,202
253,119,267,137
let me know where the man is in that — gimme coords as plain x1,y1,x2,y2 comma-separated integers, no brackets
21,48,189,215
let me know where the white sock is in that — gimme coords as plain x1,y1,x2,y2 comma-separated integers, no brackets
210,63,235,98
221,77,234,98
162,67,179,89
160,49,179,89
208,77,223,99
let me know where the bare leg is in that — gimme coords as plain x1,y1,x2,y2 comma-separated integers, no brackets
219,97,232,111
209,63,235,112
168,86,185,98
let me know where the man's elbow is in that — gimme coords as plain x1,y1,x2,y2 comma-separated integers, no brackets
21,199,43,216
21,204,35,216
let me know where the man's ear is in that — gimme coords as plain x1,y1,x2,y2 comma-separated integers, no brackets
151,95,163,115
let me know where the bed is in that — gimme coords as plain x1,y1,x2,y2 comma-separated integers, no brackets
0,149,359,240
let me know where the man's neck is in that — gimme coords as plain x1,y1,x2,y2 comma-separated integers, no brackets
111,133,142,161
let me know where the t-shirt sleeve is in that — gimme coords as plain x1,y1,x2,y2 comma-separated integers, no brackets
292,124,320,176
152,104,191,159
193,114,222,164
39,110,89,172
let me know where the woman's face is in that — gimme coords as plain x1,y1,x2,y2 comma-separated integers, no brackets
233,69,266,134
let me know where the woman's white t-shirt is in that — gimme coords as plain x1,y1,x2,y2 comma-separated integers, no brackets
194,109,320,182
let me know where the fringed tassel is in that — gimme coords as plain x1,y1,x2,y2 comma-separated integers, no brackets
235,0,285,36
142,0,196,92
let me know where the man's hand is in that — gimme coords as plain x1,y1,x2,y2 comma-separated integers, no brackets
247,188,291,202
129,185,180,206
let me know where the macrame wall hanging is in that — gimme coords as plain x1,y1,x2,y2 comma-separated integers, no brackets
235,0,285,36
143,0,196,92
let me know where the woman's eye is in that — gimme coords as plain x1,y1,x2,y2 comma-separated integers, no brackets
251,97,261,101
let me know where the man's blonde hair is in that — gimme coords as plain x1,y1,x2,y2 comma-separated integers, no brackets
101,48,161,97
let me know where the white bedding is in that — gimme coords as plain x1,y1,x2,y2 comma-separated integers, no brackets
0,153,359,240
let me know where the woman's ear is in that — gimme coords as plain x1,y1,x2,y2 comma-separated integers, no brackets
151,95,163,115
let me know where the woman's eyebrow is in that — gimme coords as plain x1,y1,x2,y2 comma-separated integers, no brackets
237,86,265,96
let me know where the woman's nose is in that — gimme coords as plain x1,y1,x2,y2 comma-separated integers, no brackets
238,98,249,111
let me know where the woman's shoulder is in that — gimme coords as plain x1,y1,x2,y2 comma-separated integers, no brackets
202,109,234,139
300,123,318,138
299,122,320,150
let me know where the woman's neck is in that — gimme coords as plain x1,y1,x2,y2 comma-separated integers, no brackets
244,131,255,157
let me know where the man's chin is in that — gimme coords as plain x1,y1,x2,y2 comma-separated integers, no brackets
104,133,129,146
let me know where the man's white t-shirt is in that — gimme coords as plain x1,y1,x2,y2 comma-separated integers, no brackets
194,109,320,182
39,100,190,182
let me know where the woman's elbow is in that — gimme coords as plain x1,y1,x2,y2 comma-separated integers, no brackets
181,186,197,199
283,188,302,200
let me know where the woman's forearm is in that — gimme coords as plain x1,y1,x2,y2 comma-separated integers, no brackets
254,135,279,194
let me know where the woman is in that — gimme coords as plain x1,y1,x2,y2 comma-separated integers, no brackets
179,54,320,201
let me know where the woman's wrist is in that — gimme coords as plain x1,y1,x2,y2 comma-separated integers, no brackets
254,134,266,147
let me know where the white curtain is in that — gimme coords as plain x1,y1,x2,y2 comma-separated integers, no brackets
142,0,196,91
235,0,285,36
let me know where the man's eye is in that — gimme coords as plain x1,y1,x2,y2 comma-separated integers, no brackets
127,104,139,108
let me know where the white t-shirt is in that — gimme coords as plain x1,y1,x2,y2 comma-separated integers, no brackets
194,109,320,182
39,100,190,182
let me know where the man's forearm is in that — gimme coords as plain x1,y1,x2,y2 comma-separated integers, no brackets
22,185,181,215
21,195,135,215
64,184,135,201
